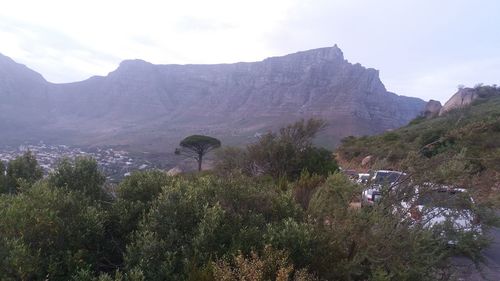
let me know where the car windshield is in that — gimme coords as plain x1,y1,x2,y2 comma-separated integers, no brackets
416,190,473,209
374,172,403,184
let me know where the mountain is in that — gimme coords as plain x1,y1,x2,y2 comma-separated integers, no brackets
0,46,425,151
0,54,53,142
336,85,500,193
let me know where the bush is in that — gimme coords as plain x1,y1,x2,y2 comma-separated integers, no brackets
5,151,43,193
123,175,303,280
0,182,106,280
216,119,338,180
49,157,107,201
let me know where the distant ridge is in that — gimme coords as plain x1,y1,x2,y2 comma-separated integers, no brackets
0,46,425,151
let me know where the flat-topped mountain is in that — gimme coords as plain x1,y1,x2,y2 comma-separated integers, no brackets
0,46,425,151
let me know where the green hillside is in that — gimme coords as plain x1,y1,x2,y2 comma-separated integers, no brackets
336,86,500,198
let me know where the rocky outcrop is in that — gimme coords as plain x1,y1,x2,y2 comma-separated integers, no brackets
439,88,479,116
423,100,442,118
0,46,426,150
361,155,373,167
166,167,183,176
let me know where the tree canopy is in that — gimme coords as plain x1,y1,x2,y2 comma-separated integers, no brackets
5,151,43,193
215,118,337,179
48,156,107,201
175,135,221,171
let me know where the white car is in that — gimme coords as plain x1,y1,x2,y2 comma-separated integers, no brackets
398,187,482,243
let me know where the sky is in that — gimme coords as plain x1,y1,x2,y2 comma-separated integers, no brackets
0,0,499,103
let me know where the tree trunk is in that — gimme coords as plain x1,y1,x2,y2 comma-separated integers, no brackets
197,153,203,171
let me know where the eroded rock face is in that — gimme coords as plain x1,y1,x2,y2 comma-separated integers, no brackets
423,100,443,118
439,88,479,116
0,46,425,150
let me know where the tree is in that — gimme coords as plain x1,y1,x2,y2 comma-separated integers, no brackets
48,156,106,201
0,181,106,280
216,118,336,179
175,135,221,171
6,151,43,193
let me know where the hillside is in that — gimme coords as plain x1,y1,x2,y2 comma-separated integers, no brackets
336,85,500,195
0,46,425,151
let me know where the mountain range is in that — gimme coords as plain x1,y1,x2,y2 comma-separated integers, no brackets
0,45,425,151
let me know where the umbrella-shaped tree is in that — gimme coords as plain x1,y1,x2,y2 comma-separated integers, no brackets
175,135,221,171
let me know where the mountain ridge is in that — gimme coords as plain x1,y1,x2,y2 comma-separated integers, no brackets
0,46,426,151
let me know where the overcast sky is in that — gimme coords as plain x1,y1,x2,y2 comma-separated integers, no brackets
1,0,499,103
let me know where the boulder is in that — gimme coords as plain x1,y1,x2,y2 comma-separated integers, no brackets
423,100,442,118
166,166,183,176
361,155,373,166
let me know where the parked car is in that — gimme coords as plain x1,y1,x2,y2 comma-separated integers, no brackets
397,186,482,244
356,173,370,184
361,170,406,207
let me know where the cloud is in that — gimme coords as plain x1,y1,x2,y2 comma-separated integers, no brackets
0,0,302,82
386,57,500,103
0,16,120,81
0,0,498,101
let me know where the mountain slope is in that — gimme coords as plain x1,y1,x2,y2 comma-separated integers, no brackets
0,46,425,151
0,54,54,143
336,86,500,194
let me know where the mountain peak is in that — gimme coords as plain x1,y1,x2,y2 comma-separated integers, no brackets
301,44,344,60
266,45,345,64
110,59,154,76
118,59,152,67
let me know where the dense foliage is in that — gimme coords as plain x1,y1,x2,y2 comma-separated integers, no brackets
1,151,43,193
215,119,338,179
0,160,489,280
0,115,495,280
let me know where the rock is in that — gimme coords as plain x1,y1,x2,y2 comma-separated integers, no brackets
439,88,479,116
423,100,442,118
166,167,182,176
361,155,373,166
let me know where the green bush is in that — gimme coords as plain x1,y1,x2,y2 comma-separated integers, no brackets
5,151,43,193
48,157,107,201
216,119,338,180
0,182,106,280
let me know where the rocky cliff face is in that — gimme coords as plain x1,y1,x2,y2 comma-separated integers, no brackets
439,88,479,116
0,46,426,150
423,100,443,118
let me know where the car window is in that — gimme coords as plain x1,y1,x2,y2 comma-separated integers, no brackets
374,172,403,184
416,190,472,209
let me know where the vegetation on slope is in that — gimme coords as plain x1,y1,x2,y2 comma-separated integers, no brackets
0,118,495,280
337,86,500,199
